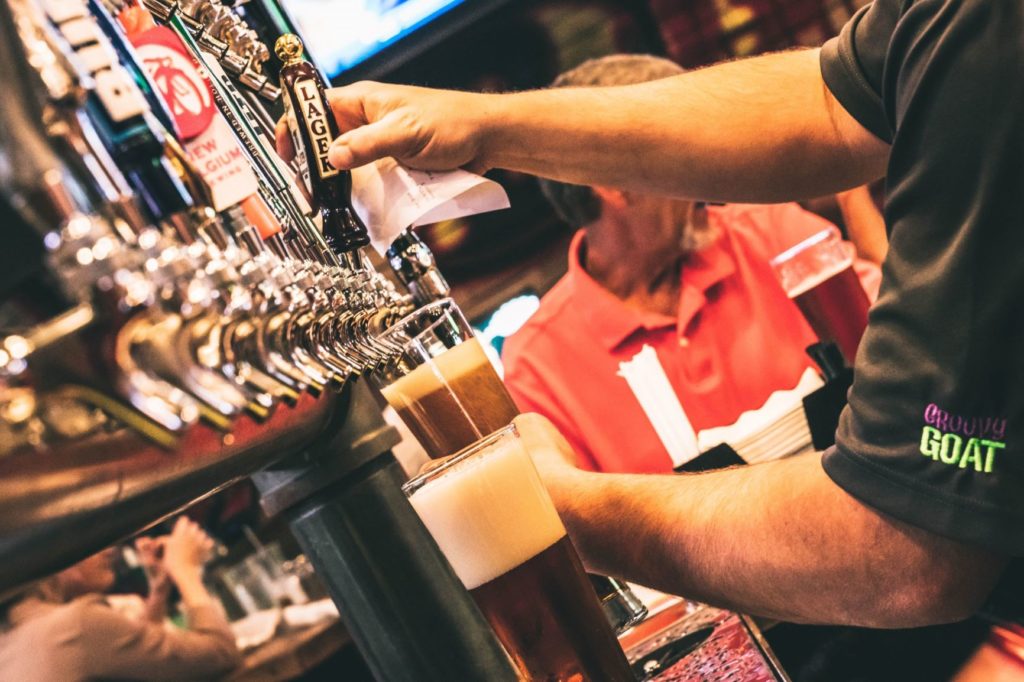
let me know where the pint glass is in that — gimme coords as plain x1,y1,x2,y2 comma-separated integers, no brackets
403,425,635,681
373,298,518,460
375,299,646,635
770,227,870,365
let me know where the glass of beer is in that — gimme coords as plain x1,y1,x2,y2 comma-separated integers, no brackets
403,425,635,681
376,298,647,635
373,298,519,460
770,227,870,365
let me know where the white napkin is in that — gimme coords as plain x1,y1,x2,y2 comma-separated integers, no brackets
282,598,340,629
696,368,823,460
231,609,282,650
617,345,701,468
351,158,510,254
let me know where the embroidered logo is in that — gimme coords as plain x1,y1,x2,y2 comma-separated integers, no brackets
920,404,1006,474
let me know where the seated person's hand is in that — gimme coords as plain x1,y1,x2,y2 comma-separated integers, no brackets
162,518,213,583
513,413,579,485
134,536,170,595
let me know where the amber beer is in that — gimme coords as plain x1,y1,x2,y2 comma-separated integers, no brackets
378,299,646,633
380,336,518,459
405,427,634,681
788,261,869,365
771,228,870,366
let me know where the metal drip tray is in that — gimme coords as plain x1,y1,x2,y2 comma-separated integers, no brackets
631,625,715,679
623,603,790,682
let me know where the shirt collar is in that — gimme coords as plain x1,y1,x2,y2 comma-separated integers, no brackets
564,223,736,351
675,209,737,331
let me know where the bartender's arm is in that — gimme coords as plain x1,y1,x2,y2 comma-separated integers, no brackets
277,49,886,203
515,414,1006,629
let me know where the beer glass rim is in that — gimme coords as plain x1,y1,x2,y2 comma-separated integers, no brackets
402,423,518,497
769,225,839,267
380,297,464,347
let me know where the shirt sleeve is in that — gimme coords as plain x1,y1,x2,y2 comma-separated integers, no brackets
822,0,1024,558
820,0,902,143
75,600,241,680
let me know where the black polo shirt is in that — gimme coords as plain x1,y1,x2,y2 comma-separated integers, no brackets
820,0,1024,557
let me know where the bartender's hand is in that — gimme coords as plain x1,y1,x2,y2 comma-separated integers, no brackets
513,413,580,486
274,82,494,173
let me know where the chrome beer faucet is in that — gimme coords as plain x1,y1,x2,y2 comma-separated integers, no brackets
386,230,451,308
0,0,205,437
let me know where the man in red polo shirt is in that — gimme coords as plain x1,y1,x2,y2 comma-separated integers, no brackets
502,55,882,474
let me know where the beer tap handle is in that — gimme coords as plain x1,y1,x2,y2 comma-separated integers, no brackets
240,193,282,239
237,224,267,256
265,231,292,261
163,135,218,211
275,34,370,256
163,19,322,253
86,0,181,140
12,0,157,240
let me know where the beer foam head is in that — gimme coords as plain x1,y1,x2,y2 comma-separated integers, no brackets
785,257,855,298
381,337,491,405
407,430,567,590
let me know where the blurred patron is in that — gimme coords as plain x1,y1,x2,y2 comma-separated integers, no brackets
502,55,885,473
0,517,240,681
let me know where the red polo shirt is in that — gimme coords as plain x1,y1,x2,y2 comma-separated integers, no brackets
502,203,880,473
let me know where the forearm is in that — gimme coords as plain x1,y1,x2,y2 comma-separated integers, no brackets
482,49,887,202
546,453,1004,627
170,569,214,609
169,569,240,667
143,585,170,623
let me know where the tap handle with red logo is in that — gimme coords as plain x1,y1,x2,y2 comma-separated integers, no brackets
276,34,369,255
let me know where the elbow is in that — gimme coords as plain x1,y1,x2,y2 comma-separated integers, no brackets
878,583,985,629
197,635,243,676
857,561,998,629
216,639,244,673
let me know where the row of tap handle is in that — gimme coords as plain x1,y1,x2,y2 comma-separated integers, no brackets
0,0,448,446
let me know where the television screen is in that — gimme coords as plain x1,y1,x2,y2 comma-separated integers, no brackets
284,0,469,79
